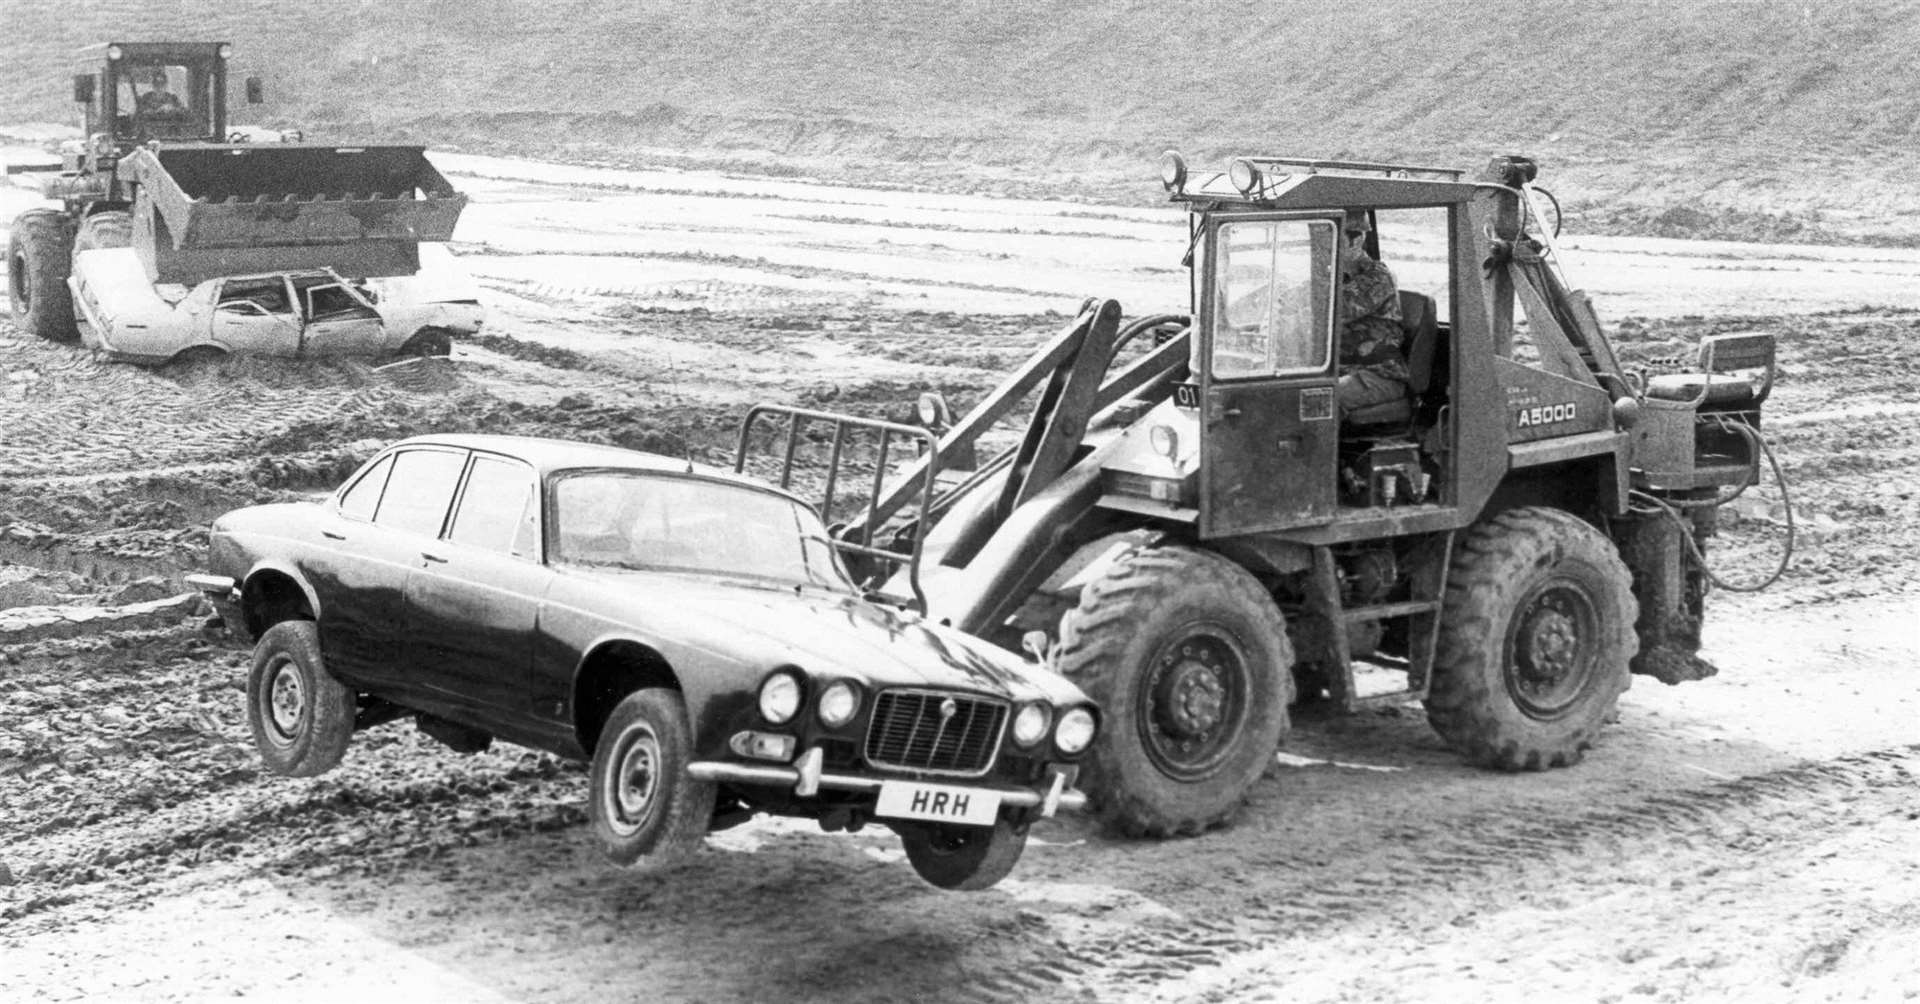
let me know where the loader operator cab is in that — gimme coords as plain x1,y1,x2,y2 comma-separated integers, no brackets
68,42,256,157
1176,158,1458,529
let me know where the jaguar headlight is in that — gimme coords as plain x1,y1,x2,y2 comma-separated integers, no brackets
757,671,802,725
1054,707,1097,755
817,680,860,728
1012,702,1051,748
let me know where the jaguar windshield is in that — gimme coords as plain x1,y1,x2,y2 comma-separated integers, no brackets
549,470,852,590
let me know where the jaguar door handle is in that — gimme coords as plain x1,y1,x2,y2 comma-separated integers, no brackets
420,552,448,564
321,530,346,540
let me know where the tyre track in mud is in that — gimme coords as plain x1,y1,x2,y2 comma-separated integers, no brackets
947,744,1920,1003
0,627,592,933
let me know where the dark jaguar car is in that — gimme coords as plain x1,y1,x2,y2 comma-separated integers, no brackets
190,434,1096,890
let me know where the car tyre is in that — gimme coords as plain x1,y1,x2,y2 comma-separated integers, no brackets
246,620,356,777
398,327,453,358
1425,506,1637,770
588,688,715,868
168,344,231,368
7,210,77,342
899,816,1028,891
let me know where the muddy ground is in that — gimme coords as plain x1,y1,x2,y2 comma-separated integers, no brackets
2,156,1918,1003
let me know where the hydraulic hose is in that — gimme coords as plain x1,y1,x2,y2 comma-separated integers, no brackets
1627,416,1793,593
1112,313,1191,356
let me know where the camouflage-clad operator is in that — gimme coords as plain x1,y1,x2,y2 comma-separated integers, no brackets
1335,209,1408,415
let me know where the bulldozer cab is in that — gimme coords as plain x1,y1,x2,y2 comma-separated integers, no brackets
72,42,235,151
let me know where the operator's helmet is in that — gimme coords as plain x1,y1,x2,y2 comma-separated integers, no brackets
150,69,169,87
1343,208,1372,234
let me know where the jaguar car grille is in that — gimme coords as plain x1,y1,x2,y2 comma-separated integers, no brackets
863,689,1008,776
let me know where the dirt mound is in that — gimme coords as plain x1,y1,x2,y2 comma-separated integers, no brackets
7,3,1920,241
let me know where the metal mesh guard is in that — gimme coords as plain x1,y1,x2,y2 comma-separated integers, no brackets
864,690,1007,776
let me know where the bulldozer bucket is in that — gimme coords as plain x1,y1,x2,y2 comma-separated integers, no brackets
125,144,468,284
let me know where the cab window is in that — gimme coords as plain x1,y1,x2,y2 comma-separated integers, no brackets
117,63,211,140
336,455,395,522
372,449,466,537
448,455,538,558
1372,207,1451,323
1209,219,1336,379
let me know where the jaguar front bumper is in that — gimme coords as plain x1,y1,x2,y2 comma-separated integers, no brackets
688,749,1087,818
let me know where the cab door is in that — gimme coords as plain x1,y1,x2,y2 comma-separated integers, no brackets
1197,215,1342,537
300,280,387,356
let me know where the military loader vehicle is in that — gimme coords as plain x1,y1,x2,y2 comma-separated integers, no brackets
736,152,1780,838
7,41,469,347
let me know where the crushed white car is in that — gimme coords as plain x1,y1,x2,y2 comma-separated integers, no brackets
67,242,483,364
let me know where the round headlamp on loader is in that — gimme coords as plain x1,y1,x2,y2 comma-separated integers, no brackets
1158,150,1188,193
915,391,952,430
1149,423,1181,463
106,45,123,61
1229,158,1262,195
218,44,233,59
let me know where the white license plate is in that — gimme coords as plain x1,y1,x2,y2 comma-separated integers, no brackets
875,780,1000,826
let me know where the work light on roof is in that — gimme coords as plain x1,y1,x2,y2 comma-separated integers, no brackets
218,44,233,59
106,45,123,60
1158,150,1187,192
1228,158,1261,195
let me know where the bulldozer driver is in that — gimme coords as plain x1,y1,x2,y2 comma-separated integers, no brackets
1335,209,1409,415
135,68,188,116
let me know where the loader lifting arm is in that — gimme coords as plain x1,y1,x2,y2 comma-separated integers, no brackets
835,300,1190,563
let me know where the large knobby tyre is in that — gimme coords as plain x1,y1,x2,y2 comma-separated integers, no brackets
1057,545,1293,838
1426,506,1638,770
7,210,77,342
899,816,1029,891
588,688,716,868
246,620,356,777
74,210,132,252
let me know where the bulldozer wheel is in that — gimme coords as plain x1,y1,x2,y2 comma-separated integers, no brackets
7,210,77,342
1056,545,1292,838
75,211,132,252
1425,506,1637,771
